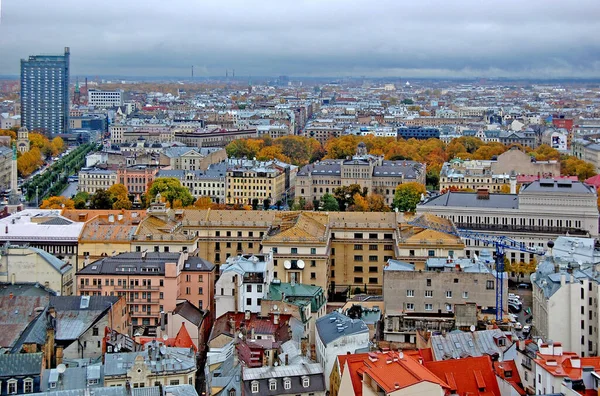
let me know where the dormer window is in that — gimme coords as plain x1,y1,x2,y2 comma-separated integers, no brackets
302,376,310,388
269,379,277,391
284,378,291,390
251,381,259,393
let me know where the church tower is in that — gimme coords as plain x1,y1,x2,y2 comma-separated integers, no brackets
16,127,30,154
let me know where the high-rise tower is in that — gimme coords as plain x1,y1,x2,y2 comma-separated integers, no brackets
20,47,70,134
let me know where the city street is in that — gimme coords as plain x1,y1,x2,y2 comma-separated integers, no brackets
509,285,533,337
60,181,78,198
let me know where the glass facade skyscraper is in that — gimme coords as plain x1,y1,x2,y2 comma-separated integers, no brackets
20,47,70,134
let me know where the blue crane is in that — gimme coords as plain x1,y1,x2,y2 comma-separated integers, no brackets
407,215,545,321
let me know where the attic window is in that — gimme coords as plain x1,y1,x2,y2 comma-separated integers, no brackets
302,376,310,388
505,370,512,378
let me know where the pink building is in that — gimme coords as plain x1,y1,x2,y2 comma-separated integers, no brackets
76,251,215,335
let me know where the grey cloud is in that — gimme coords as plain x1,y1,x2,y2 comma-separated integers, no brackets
0,0,599,78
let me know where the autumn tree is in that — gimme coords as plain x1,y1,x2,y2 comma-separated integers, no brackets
194,196,213,209
148,177,194,208
393,182,426,213
225,138,263,159
256,145,291,163
17,147,44,177
561,156,597,181
333,184,365,210
40,196,74,209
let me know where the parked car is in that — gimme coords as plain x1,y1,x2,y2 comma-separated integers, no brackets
514,322,523,330
508,303,522,313
522,325,531,335
518,283,531,289
508,293,521,300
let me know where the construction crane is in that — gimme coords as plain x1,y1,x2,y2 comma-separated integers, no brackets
407,215,546,321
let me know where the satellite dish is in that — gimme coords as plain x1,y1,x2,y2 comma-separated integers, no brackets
398,351,404,359
159,346,167,355
56,364,67,374
297,260,305,269
470,325,476,332
273,305,278,311
162,334,169,341
238,332,244,339
284,260,292,269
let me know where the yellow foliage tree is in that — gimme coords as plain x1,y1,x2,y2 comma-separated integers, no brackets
40,196,75,209
194,196,213,209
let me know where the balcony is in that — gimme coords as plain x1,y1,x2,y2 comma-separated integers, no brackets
126,298,160,304
78,284,102,291
455,222,588,236
130,311,157,317
114,284,160,291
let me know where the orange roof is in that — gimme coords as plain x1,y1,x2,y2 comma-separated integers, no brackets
425,355,501,396
139,322,197,352
493,360,525,396
339,351,449,396
534,352,585,378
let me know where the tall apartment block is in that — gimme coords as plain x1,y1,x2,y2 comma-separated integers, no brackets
20,47,70,134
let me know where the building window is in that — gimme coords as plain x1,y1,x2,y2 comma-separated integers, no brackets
24,379,33,394
229,390,236,396
311,273,316,279
354,255,363,262
426,279,431,287
354,266,363,273
283,378,291,390
409,249,415,257
446,291,452,298
446,303,452,312
406,290,414,297
169,380,180,386
311,248,316,254
369,266,377,273
8,380,17,395
428,250,435,257
246,284,252,293
354,244,363,250
369,277,377,284
354,233,363,239
251,381,259,393
463,291,468,298
369,245,378,251
406,303,414,311
92,327,99,336
257,285,262,293
354,277,363,284
291,248,298,254
246,298,252,306
425,290,433,298
302,376,310,388
269,379,277,391
369,255,378,262
425,303,433,311
486,280,494,290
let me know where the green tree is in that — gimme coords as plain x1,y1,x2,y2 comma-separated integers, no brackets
148,177,194,208
73,191,89,209
319,193,340,211
89,189,113,209
393,182,426,213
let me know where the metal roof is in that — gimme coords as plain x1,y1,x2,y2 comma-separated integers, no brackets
315,311,369,346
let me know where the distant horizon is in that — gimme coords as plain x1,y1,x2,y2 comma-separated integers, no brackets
1,74,600,84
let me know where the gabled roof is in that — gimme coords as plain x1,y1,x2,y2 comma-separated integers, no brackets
353,351,449,395
264,212,329,243
0,352,43,377
140,323,197,352
315,311,369,346
173,301,204,327
425,355,501,396
0,295,50,348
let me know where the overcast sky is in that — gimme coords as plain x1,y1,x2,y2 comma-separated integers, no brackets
1,0,599,78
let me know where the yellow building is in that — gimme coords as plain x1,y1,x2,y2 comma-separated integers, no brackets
262,212,331,290
226,161,286,205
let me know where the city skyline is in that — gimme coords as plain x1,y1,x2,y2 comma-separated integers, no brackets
0,0,598,79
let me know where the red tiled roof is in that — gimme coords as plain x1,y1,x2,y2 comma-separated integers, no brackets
585,174,600,188
209,312,292,343
494,360,526,395
139,322,196,352
339,351,449,396
425,355,501,396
